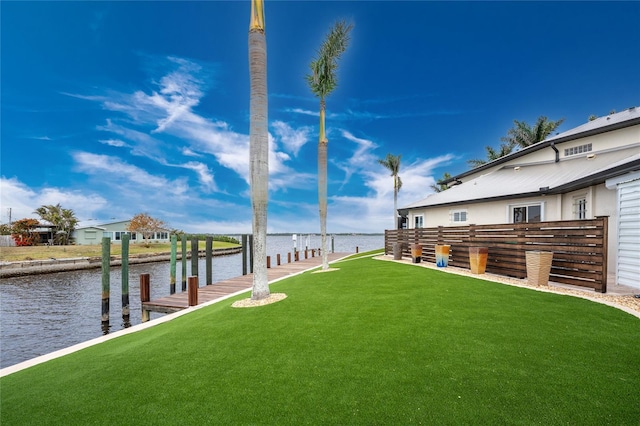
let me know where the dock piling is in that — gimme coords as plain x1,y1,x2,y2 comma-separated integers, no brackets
205,236,213,285
188,276,198,306
249,234,254,274
181,235,187,291
101,237,110,334
121,234,131,328
140,273,150,322
191,237,198,277
170,235,177,294
242,234,248,276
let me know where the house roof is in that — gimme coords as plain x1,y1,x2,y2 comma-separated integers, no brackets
74,226,106,231
401,147,640,212
443,106,640,184
75,220,128,229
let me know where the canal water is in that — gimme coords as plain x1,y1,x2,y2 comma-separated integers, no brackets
0,234,383,369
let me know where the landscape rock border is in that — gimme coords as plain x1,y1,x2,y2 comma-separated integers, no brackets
231,293,287,308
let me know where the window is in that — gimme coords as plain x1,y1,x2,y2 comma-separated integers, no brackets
511,204,542,223
451,210,467,223
414,215,424,229
574,197,587,220
85,231,97,240
115,231,137,241
564,143,592,157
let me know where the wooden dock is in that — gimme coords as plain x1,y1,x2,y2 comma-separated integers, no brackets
142,252,348,314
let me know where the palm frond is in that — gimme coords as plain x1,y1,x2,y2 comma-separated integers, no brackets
306,20,353,100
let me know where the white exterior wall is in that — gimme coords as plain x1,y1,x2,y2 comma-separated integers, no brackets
560,127,639,157
412,196,562,228
408,183,622,283
593,184,619,278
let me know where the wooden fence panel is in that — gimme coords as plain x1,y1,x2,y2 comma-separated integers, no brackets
385,217,608,292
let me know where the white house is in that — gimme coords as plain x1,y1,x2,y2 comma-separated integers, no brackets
73,220,170,245
400,107,640,289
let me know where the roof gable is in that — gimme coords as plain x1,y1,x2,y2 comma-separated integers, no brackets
402,147,640,211
445,107,640,184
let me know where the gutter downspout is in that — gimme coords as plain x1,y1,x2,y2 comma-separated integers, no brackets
550,142,559,163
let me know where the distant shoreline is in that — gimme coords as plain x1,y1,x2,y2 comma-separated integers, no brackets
0,247,242,278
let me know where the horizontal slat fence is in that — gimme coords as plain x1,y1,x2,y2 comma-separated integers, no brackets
385,217,608,293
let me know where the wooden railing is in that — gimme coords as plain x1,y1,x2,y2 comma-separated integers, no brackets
385,217,608,293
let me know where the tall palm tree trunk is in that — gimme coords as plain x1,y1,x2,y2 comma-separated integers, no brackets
318,100,328,269
393,176,398,229
249,1,269,300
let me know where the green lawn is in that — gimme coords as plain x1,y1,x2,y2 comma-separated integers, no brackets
2,254,639,425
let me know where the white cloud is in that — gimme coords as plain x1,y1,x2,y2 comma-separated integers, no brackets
285,107,319,117
99,138,128,147
181,147,203,157
272,120,312,156
340,130,379,170
180,161,217,192
0,176,108,223
72,152,188,196
78,57,309,191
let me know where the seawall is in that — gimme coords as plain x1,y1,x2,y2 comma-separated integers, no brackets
0,247,242,278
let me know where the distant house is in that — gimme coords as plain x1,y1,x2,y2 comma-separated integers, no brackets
73,220,170,245
399,107,640,289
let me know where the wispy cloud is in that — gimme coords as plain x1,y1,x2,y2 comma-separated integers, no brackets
180,161,217,192
336,130,379,186
181,147,204,157
70,55,310,191
272,120,312,156
286,106,462,122
99,138,129,147
283,107,321,118
72,151,188,196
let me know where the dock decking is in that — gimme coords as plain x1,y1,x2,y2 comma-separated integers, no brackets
142,252,348,314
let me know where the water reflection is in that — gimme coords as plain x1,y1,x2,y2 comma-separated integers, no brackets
0,235,383,368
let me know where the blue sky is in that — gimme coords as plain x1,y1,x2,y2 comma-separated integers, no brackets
1,1,639,234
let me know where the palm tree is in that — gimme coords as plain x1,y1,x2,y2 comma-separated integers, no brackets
468,116,565,168
248,0,269,300
430,172,452,193
467,143,515,168
501,116,565,148
378,153,402,229
306,20,353,270
34,203,78,245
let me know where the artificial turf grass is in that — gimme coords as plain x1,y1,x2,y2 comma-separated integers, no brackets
2,256,639,425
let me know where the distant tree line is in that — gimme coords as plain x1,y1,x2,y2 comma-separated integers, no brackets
0,203,79,246
183,234,241,245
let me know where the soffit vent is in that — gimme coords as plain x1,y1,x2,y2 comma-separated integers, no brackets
564,143,593,157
